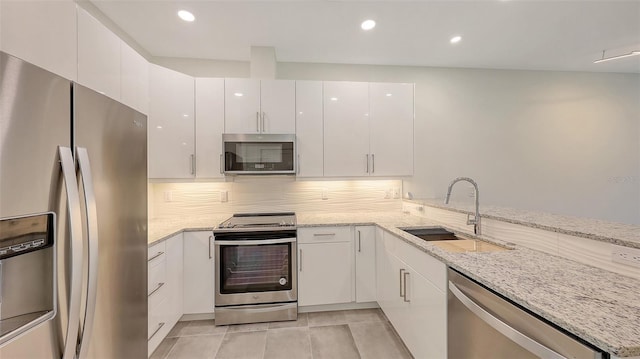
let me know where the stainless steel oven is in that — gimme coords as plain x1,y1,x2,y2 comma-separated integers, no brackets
214,213,297,325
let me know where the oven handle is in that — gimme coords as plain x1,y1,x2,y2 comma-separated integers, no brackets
214,237,296,246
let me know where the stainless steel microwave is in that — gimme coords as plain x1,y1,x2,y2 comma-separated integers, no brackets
222,134,296,175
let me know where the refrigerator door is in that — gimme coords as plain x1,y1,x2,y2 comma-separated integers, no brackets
0,52,81,358
73,84,148,358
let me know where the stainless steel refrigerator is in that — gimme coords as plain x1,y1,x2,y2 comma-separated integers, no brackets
0,51,148,358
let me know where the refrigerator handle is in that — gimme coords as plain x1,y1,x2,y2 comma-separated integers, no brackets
75,148,99,359
51,147,84,359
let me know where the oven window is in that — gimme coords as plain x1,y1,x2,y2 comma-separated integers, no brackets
219,243,292,294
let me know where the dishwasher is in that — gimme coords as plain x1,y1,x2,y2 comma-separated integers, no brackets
447,268,605,359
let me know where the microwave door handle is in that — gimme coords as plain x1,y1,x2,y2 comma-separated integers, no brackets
448,282,566,359
75,148,99,359
50,146,84,359
261,112,265,132
220,154,224,174
256,112,260,132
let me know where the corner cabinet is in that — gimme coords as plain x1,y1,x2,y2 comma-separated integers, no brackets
148,64,195,179
224,78,295,134
376,230,447,358
183,231,215,314
298,227,353,306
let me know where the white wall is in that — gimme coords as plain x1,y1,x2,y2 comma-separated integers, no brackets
277,63,640,225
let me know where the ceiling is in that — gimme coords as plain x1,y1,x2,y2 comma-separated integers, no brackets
90,0,640,73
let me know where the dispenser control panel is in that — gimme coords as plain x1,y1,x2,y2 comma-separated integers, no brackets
0,213,54,260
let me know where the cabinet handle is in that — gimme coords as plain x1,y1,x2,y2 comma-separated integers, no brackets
299,249,303,272
357,230,361,252
148,251,164,262
313,233,336,237
209,235,213,259
148,282,165,297
399,268,405,297
366,154,369,173
190,154,195,175
148,322,165,341
371,154,375,174
219,154,224,174
403,272,410,302
256,112,260,132
261,112,265,132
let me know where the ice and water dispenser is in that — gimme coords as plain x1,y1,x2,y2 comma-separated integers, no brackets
0,213,56,346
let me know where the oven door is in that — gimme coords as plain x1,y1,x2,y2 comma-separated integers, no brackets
214,236,297,307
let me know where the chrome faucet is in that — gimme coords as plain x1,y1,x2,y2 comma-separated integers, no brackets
445,177,481,235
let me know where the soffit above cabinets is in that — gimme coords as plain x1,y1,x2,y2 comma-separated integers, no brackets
89,1,640,73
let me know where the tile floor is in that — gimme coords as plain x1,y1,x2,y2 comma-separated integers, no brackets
150,309,413,359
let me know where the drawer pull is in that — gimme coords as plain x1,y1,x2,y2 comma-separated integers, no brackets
148,282,165,297
148,251,164,262
313,233,336,237
148,322,165,340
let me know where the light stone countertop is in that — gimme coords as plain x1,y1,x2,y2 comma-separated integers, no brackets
412,199,640,249
147,211,640,357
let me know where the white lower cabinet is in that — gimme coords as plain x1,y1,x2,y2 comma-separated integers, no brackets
355,226,376,302
183,231,215,314
148,233,183,357
376,231,447,359
298,227,353,306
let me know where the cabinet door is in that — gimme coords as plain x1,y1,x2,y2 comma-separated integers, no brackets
165,234,184,326
402,270,447,359
0,0,77,81
323,81,370,176
121,42,149,115
195,78,224,178
355,226,376,302
260,80,295,133
298,242,352,306
77,8,121,100
148,64,195,178
224,78,260,133
295,81,324,177
369,83,414,176
183,232,215,314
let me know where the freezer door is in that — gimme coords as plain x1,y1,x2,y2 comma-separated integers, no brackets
0,52,75,358
73,84,148,358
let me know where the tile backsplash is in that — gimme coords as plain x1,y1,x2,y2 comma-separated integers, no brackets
150,178,402,219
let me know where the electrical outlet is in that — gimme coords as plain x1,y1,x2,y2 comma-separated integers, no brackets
611,245,640,268
220,190,228,203
163,191,173,202
321,188,328,200
384,189,391,199
393,188,400,199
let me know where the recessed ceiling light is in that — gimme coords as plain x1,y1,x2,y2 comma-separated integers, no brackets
183,114,189,118
361,20,376,31
234,92,244,97
178,10,195,22
156,126,163,129
386,93,393,97
330,97,338,101
450,36,462,44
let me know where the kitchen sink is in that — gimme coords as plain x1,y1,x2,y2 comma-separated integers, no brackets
399,227,460,241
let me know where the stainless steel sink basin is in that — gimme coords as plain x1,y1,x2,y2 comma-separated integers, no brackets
399,227,460,241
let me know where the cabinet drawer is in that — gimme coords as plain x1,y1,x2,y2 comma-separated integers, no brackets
148,256,167,310
148,240,166,263
148,297,170,354
298,226,352,244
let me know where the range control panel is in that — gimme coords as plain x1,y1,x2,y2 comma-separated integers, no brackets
0,213,54,260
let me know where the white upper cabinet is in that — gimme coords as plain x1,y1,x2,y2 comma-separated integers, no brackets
0,0,78,81
195,78,225,178
323,81,370,177
260,80,296,133
224,79,295,134
369,83,414,176
120,42,149,114
295,81,324,177
77,8,121,100
149,64,195,179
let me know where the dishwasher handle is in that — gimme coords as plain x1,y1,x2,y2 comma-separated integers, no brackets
448,281,567,359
